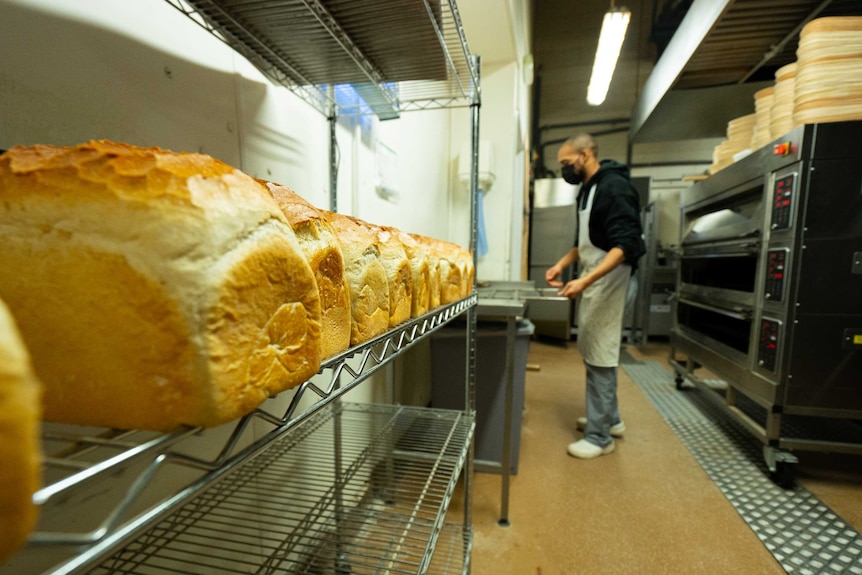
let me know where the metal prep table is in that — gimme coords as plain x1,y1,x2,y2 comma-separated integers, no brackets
478,280,572,340
431,281,570,525
473,294,526,527
476,281,569,525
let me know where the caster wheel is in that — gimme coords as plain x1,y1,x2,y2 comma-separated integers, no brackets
770,460,797,489
675,375,685,390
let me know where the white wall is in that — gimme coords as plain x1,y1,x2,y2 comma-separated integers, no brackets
0,0,243,163
0,0,458,235
449,61,527,281
360,109,454,238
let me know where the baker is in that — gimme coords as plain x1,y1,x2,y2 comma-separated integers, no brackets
545,133,646,459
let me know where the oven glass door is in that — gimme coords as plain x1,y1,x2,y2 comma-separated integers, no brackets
677,300,753,359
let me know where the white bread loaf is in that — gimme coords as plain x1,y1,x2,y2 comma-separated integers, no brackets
0,298,42,562
415,236,442,309
439,255,464,304
457,249,475,297
389,228,431,317
0,141,321,431
324,212,390,345
366,223,413,327
263,183,352,360
415,235,464,304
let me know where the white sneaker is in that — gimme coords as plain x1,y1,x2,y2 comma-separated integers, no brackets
567,438,615,459
576,417,626,437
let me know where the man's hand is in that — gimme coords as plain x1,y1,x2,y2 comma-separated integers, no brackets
545,264,563,287
558,277,589,299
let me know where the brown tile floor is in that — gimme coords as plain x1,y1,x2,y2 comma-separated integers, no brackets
449,338,862,575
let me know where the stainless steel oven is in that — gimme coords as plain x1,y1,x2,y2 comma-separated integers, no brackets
671,121,862,485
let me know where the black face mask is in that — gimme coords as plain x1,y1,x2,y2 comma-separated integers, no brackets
561,164,583,185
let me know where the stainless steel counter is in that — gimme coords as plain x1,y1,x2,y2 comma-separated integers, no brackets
478,281,571,340
468,281,571,525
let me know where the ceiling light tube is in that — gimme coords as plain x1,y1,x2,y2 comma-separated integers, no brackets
587,7,631,106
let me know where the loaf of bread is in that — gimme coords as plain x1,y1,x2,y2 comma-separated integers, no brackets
367,223,413,327
433,238,473,299
0,141,321,431
389,228,431,317
0,298,42,563
263,182,351,360
415,235,465,304
416,240,442,310
457,249,475,298
438,253,464,304
324,212,390,345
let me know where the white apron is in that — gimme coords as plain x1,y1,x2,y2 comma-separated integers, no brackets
576,183,632,367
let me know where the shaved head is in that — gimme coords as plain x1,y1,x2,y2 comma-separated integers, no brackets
558,132,601,185
562,133,598,157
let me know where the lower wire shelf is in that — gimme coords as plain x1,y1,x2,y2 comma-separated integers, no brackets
85,403,474,575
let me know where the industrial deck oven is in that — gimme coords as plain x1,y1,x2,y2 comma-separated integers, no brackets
670,121,862,486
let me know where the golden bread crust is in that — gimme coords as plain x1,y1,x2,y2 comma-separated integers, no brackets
413,234,471,305
393,229,431,317
324,212,390,345
0,141,321,430
263,183,352,359
369,226,413,327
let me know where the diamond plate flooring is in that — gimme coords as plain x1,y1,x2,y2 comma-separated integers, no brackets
621,358,862,575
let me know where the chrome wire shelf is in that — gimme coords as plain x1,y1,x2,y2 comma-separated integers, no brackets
162,0,479,117
87,403,474,575
11,295,476,575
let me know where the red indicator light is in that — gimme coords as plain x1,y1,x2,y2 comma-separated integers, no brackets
774,142,791,156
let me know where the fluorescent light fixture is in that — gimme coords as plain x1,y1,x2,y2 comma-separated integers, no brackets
587,7,631,106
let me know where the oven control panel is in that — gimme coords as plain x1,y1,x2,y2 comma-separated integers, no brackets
758,318,781,372
764,249,789,302
771,173,796,230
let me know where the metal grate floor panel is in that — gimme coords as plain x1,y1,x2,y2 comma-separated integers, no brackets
621,359,862,575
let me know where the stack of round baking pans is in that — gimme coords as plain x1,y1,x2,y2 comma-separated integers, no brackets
709,113,756,174
794,16,862,126
750,86,775,150
770,62,797,139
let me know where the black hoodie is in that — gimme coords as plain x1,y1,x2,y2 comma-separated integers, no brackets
575,159,646,270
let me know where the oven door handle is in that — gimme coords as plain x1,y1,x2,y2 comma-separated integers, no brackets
677,297,753,321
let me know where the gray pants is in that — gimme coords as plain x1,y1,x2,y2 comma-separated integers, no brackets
584,362,620,447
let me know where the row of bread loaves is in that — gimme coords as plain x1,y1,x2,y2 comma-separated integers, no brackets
0,141,473,433
263,182,473,347
0,140,473,562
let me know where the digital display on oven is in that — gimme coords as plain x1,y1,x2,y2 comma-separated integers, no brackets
771,174,795,230
765,249,788,302
758,319,781,372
